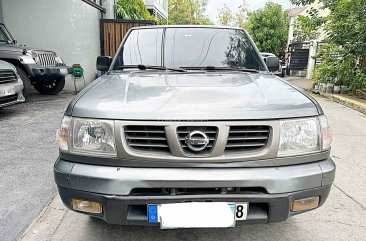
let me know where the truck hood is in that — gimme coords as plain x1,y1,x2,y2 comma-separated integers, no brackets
0,43,48,54
70,72,319,120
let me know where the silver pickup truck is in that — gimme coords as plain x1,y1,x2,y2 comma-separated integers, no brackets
55,26,335,229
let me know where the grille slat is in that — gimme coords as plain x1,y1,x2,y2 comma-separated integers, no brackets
228,136,268,141
129,143,169,148
0,71,17,84
126,136,167,141
229,130,270,133
125,130,165,133
176,130,217,134
177,126,218,156
125,126,170,153
225,126,270,153
226,143,266,148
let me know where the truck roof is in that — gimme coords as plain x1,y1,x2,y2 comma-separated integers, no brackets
130,25,245,31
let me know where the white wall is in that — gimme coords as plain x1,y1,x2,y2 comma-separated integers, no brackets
0,0,4,23
2,0,112,91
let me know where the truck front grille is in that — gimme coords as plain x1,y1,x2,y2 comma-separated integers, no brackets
33,51,57,67
0,71,17,84
177,126,218,156
125,125,170,153
225,126,270,153
121,122,274,160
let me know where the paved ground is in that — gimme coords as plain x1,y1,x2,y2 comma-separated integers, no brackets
0,92,74,241
19,79,366,241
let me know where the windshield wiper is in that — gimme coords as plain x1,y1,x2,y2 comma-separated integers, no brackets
180,66,260,73
118,65,186,72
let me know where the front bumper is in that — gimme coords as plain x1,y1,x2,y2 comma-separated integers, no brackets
31,66,72,79
54,158,335,225
0,80,25,108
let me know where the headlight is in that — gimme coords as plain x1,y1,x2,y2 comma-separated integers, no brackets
57,117,116,157
278,117,321,157
55,56,64,64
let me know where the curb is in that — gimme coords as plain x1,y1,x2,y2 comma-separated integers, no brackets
313,91,366,115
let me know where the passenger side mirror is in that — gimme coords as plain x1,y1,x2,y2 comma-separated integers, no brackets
96,56,112,71
13,40,17,45
265,56,280,72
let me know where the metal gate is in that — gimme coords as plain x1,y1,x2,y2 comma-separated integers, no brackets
100,19,155,57
289,42,310,70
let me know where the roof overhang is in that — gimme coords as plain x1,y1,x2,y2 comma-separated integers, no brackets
82,0,106,13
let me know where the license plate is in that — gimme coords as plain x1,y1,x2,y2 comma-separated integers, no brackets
148,202,248,229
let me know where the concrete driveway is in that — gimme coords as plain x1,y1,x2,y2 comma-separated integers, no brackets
18,94,366,241
0,92,74,241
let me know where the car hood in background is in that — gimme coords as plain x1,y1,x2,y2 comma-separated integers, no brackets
70,72,319,120
0,43,51,54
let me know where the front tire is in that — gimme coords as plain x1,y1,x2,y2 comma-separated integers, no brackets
33,77,65,95
15,67,33,97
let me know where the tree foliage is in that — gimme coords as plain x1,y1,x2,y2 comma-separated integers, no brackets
291,0,366,94
217,1,289,57
168,0,213,25
218,4,235,27
293,7,325,42
217,0,248,27
245,2,289,57
115,0,155,20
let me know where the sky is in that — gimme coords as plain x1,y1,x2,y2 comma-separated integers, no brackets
206,0,292,24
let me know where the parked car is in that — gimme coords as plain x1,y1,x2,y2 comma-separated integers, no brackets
55,26,335,229
0,23,72,96
0,60,24,108
261,52,286,77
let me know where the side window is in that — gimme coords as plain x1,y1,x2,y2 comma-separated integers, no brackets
114,29,163,69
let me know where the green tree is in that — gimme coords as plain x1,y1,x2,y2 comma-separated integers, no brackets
168,0,213,25
291,0,366,93
218,4,234,26
245,2,289,57
217,0,248,27
115,0,154,20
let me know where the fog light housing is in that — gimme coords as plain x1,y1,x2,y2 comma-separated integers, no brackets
291,197,319,212
72,199,102,214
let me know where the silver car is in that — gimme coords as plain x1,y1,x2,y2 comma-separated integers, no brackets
0,60,24,108
55,26,335,229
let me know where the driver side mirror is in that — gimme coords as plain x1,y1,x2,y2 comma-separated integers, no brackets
96,56,112,71
265,56,280,72
13,40,17,44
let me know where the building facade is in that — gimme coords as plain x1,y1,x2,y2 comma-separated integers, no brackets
143,0,168,20
0,0,165,91
287,1,330,79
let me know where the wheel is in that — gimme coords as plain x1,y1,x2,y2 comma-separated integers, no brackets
33,77,65,95
15,66,33,97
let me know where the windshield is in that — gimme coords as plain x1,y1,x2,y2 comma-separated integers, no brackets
113,27,266,71
0,25,13,43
